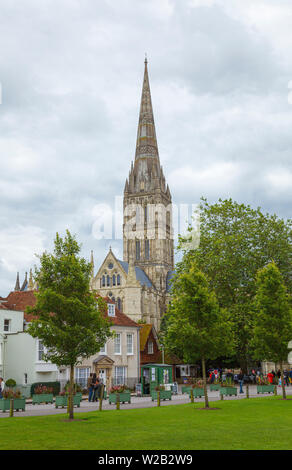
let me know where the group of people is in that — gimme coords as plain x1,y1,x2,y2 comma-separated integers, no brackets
267,369,292,386
87,373,103,402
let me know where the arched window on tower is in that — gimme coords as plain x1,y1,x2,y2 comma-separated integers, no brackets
136,240,140,260
102,275,105,287
107,275,110,287
117,274,121,286
112,274,116,286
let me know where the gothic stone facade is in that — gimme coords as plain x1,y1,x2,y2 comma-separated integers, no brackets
91,60,174,331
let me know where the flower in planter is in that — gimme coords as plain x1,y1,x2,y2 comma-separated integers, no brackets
34,385,53,395
221,377,235,388
109,385,129,394
192,380,204,389
154,385,165,392
257,376,270,386
64,382,82,395
2,389,22,399
58,391,66,396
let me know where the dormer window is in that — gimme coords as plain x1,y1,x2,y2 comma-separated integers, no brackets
108,304,115,317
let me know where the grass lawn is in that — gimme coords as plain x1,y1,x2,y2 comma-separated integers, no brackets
0,396,291,450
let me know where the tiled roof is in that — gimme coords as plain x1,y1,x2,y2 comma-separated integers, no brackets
0,291,37,320
118,260,153,288
96,295,139,328
139,324,153,351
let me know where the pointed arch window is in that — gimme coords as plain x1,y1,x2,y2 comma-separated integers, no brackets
145,239,150,260
117,297,122,312
102,275,105,287
107,275,110,287
117,274,121,286
136,240,140,260
112,274,116,286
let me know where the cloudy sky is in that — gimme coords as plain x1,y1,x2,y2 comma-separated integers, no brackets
0,0,292,295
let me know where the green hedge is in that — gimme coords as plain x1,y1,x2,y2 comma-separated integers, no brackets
30,382,60,397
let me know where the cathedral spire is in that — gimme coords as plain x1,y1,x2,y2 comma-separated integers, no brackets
14,272,20,291
90,250,94,277
135,57,159,161
28,269,34,291
21,272,28,291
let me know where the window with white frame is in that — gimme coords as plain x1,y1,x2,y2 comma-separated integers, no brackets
37,340,45,361
126,334,133,355
4,319,11,332
108,303,115,317
114,333,121,354
75,367,90,388
148,340,154,354
100,342,107,354
114,366,126,385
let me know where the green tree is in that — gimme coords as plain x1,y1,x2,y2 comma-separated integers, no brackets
164,261,233,408
179,198,292,371
252,262,292,400
26,230,112,419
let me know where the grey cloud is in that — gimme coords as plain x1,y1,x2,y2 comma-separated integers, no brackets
0,0,291,295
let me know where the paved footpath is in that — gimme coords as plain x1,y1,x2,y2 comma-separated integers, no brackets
1,385,291,419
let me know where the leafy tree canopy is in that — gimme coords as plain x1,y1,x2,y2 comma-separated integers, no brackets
26,230,112,367
177,198,292,369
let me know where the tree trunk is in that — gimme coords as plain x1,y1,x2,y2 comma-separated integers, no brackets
190,388,194,403
9,398,14,418
99,384,104,411
68,364,74,420
202,357,209,409
280,361,286,400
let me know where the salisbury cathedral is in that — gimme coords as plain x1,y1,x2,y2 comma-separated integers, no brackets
91,58,174,330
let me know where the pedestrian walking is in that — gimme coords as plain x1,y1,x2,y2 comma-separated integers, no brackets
284,370,289,387
87,373,94,402
238,370,244,394
93,377,101,402
267,372,274,384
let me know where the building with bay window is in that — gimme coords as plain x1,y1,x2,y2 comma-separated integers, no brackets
75,298,140,391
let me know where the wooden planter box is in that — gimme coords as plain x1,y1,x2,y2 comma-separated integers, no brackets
32,393,54,405
188,388,204,398
0,398,26,412
220,387,237,397
109,392,131,404
257,385,274,394
210,384,221,391
55,395,82,408
181,386,191,394
151,390,172,401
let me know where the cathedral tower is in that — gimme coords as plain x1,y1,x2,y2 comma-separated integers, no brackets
123,58,174,292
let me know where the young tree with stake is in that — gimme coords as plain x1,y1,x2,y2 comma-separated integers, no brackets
252,261,292,400
26,231,112,420
164,262,233,409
